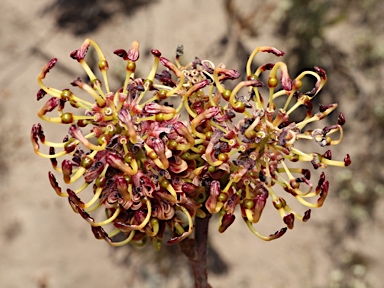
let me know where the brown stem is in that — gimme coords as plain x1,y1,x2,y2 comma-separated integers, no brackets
179,214,212,288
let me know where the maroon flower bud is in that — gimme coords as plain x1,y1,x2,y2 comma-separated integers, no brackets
70,39,90,62
152,138,169,169
224,192,240,214
302,169,311,180
134,209,147,224
318,172,326,187
83,161,105,183
167,230,191,245
38,97,59,117
182,197,202,218
314,66,327,81
323,150,332,160
39,58,57,79
338,112,346,126
283,213,295,229
344,154,352,166
151,49,161,57
267,227,287,240
251,192,268,223
247,63,274,77
91,226,111,243
186,79,210,96
168,156,188,174
143,102,175,114
159,56,172,69
206,180,221,214
49,147,57,168
30,125,41,152
280,69,292,91
105,151,124,166
319,103,336,113
33,123,45,143
68,125,87,145
113,49,128,60
219,213,235,233
62,160,73,184
67,189,85,210
48,172,62,196
115,175,129,201
174,122,195,145
36,89,47,101
317,180,329,207
181,183,204,198
261,46,285,57
216,67,241,80
303,209,311,222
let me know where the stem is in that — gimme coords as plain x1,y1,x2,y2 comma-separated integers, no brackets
179,214,212,288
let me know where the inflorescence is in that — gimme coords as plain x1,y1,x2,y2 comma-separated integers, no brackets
31,39,351,248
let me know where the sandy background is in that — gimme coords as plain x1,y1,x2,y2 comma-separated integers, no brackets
1,0,383,287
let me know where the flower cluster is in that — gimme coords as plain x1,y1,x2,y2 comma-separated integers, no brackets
31,39,350,248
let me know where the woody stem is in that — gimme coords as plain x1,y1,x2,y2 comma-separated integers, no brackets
179,214,212,288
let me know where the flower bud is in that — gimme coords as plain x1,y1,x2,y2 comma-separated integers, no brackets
39,58,57,79
219,213,235,233
206,180,220,214
283,213,295,229
61,160,72,184
113,49,128,60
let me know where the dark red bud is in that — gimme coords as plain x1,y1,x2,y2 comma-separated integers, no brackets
62,160,72,184
113,49,128,60
181,183,203,198
303,209,311,222
219,213,236,233
323,150,332,160
344,154,351,166
49,147,57,168
151,49,161,57
67,189,85,210
36,89,47,101
159,57,171,68
167,231,190,245
115,176,128,195
268,227,287,240
70,50,78,59
91,226,111,242
134,210,147,224
70,41,90,61
314,66,327,80
317,181,329,206
302,169,311,180
48,171,62,196
338,112,346,126
318,172,326,186
319,104,334,113
222,69,241,79
205,180,221,214
40,97,59,116
41,58,57,78
283,213,295,229
83,161,105,183
263,47,285,57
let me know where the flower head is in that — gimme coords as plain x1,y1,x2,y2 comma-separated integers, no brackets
32,39,350,247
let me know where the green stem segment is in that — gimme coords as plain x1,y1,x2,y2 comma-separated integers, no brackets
179,214,212,288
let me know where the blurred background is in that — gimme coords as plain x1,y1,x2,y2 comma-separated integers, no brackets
1,0,383,287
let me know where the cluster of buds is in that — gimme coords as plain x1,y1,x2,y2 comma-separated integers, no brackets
31,39,350,248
